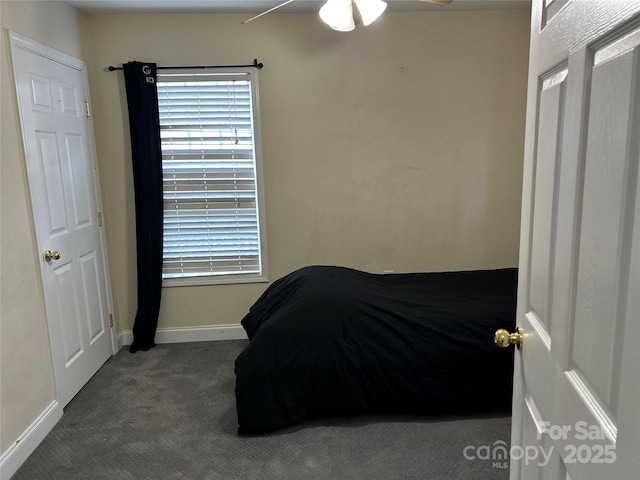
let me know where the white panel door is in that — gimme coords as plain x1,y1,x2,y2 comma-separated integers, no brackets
511,1,640,479
10,33,115,406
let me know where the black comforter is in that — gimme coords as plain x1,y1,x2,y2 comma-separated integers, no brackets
234,265,517,435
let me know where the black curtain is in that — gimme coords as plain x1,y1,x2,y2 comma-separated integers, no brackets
123,61,164,353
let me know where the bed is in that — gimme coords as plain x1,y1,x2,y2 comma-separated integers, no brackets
234,265,517,435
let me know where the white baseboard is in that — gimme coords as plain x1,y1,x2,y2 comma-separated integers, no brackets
0,400,62,480
117,324,248,348
116,329,129,350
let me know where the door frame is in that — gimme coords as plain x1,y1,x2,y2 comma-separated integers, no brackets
8,31,118,400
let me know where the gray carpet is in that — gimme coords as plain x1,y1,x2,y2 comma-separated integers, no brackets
13,340,511,479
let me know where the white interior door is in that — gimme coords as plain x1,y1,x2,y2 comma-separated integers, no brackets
10,32,115,407
510,1,640,479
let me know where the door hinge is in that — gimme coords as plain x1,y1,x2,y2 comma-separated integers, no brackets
84,101,91,117
97,211,103,226
108,313,113,328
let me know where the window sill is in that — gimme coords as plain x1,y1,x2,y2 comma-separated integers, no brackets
162,274,269,288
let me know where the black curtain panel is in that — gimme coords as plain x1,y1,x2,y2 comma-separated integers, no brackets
123,61,164,353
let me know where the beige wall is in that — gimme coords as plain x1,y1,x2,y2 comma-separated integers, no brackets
0,0,92,455
87,10,529,333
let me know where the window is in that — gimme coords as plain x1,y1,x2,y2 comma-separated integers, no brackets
157,68,267,286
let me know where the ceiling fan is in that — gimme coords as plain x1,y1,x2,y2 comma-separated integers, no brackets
242,0,453,32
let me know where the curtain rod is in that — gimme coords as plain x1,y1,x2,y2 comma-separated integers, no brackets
107,59,263,71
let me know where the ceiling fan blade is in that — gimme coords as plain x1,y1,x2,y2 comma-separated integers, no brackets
419,0,454,5
242,0,297,24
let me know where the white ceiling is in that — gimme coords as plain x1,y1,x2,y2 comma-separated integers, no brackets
66,0,531,14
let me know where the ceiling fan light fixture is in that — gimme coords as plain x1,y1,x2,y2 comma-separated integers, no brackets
244,0,452,28
355,0,387,26
319,0,356,32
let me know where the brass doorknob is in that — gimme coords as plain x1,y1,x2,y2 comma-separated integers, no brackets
43,250,61,262
495,327,523,350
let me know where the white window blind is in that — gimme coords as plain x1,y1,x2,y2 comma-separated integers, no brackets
157,69,266,284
